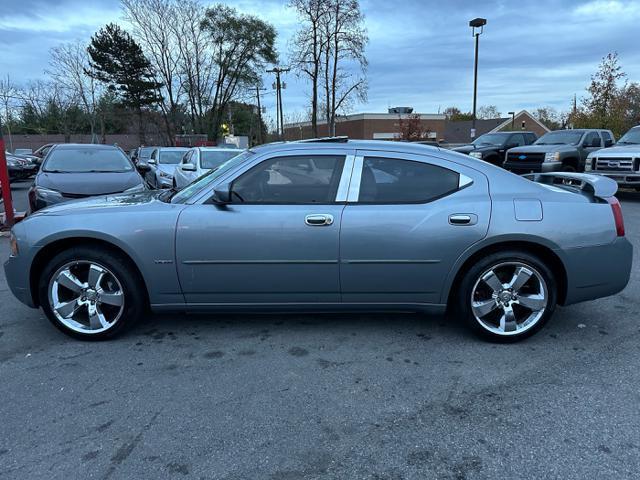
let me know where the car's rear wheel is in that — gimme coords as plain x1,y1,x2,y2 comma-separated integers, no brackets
38,247,146,340
456,250,557,342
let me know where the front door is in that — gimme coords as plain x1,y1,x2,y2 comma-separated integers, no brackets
175,151,353,304
339,151,491,305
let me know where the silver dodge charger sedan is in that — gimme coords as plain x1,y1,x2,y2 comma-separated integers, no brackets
4,139,633,342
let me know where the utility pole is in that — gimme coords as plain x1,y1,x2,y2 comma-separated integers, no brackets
469,18,487,140
267,67,290,140
0,115,15,229
255,85,266,145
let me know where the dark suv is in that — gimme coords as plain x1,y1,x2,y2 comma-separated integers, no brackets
504,129,614,174
453,131,537,166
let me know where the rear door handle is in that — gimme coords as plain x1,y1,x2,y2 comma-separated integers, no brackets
449,214,477,225
305,214,334,226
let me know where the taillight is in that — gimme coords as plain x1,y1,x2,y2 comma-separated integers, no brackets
607,197,625,237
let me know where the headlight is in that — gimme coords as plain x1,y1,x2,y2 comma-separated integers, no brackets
585,157,594,171
544,152,560,162
35,186,63,200
469,151,483,159
123,183,146,194
9,231,19,256
159,171,172,178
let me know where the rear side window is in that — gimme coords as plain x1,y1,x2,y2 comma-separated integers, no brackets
231,155,345,204
358,157,460,204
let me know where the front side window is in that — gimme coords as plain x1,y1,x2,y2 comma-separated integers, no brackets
231,155,345,204
583,132,601,147
358,157,460,204
509,134,525,147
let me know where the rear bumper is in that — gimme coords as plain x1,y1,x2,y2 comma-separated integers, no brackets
504,161,562,174
561,237,633,306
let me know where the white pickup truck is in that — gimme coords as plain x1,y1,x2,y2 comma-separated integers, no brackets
586,125,640,190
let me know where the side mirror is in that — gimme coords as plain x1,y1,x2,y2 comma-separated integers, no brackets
148,159,157,165
211,183,231,204
182,163,197,172
137,162,151,173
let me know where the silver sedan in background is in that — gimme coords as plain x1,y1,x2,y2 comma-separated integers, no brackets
4,139,632,342
172,146,243,189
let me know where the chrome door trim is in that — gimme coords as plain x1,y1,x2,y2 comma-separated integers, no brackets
335,154,356,202
346,155,364,202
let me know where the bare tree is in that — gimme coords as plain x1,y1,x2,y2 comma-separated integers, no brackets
289,0,327,137
320,0,368,136
476,105,501,120
0,75,18,150
201,4,277,140
170,0,217,134
47,40,101,142
121,0,183,143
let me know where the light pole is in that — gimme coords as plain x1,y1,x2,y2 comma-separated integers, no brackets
469,17,487,140
267,67,290,140
508,111,515,130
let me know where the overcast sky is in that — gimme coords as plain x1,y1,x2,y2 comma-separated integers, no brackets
1,0,638,122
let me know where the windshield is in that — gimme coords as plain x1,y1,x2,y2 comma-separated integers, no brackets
472,133,509,146
200,150,242,170
535,131,584,145
159,149,188,164
43,148,134,173
139,147,156,159
617,127,640,145
170,151,254,204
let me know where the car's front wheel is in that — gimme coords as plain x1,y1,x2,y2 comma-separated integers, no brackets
38,247,146,340
456,250,557,342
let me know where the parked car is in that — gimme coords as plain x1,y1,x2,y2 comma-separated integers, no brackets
32,144,55,165
27,144,147,212
585,125,640,190
5,139,632,342
144,147,189,188
453,131,538,166
173,147,243,189
5,153,37,179
130,146,159,166
14,148,33,155
503,129,614,174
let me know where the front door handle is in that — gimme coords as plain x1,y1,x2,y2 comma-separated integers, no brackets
305,214,334,226
449,214,477,225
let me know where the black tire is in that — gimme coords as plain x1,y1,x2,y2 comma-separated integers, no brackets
38,247,146,340
455,250,557,342
561,164,576,172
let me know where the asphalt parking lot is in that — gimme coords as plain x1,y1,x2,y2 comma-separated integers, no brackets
1,186,640,480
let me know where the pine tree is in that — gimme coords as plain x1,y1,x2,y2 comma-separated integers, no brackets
87,23,163,142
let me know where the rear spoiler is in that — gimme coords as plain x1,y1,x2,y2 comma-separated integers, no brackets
522,172,618,199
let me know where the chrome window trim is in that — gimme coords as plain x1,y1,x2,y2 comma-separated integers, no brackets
335,154,356,202
346,155,364,202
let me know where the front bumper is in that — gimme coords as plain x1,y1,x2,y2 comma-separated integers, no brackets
590,171,640,187
561,237,633,306
503,161,562,174
4,253,37,308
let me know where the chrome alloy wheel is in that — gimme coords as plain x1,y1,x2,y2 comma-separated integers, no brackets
48,261,125,334
470,262,548,336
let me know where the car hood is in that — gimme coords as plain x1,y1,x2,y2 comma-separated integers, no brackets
453,144,502,154
31,190,164,216
508,144,576,154
37,171,143,195
588,144,640,157
157,164,177,175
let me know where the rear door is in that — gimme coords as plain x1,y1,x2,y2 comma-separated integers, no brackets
339,150,490,305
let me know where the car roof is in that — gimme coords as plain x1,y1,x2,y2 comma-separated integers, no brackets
53,143,120,150
157,147,189,150
251,139,445,156
196,146,242,152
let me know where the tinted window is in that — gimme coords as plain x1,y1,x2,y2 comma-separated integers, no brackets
601,131,614,147
583,132,601,147
472,133,509,146
231,155,345,204
201,150,242,170
43,147,133,173
159,149,188,164
358,157,459,204
509,134,526,147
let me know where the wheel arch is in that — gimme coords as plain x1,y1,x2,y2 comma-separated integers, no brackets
29,235,150,308
444,238,568,308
